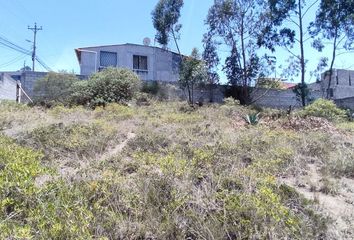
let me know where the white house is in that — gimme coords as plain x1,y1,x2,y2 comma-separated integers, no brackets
75,43,181,82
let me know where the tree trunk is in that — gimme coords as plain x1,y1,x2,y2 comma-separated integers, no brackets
240,15,249,103
298,0,306,107
326,27,338,99
171,29,183,61
187,83,192,105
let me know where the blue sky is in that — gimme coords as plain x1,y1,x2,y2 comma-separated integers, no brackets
0,0,353,83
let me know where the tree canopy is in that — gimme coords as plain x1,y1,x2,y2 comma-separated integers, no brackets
152,0,184,54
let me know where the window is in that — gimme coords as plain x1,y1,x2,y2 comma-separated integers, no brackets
100,51,117,67
133,55,148,71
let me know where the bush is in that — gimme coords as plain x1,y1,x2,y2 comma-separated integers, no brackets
33,71,80,107
223,97,240,106
24,122,117,159
0,135,95,239
141,80,160,95
300,99,347,122
71,68,141,107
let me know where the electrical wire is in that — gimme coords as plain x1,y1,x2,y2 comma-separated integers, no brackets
0,54,26,68
0,35,52,71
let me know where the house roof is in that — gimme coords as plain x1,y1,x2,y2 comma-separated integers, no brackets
280,82,297,89
75,43,180,64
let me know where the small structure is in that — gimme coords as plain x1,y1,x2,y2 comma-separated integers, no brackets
75,43,181,82
0,73,17,101
317,69,354,99
0,71,49,99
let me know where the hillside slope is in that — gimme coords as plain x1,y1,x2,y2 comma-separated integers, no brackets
1,101,353,239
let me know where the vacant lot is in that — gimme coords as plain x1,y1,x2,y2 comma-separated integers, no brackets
1,100,353,239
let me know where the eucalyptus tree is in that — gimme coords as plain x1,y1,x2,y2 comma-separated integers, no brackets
202,32,220,102
152,0,184,57
205,0,272,104
261,0,320,106
310,0,354,98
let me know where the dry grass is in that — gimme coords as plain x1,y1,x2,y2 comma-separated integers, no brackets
1,100,353,239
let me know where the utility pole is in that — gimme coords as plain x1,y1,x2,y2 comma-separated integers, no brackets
28,23,42,72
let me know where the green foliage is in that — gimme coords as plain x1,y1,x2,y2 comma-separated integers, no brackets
141,80,160,95
179,48,208,104
71,67,141,107
94,103,135,121
244,113,261,125
206,0,270,104
257,78,284,89
223,97,240,106
4,101,353,239
25,122,117,158
151,0,184,47
293,83,310,105
300,98,347,122
0,135,96,239
33,71,80,107
0,101,30,130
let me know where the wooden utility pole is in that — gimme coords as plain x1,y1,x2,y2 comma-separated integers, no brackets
28,23,42,72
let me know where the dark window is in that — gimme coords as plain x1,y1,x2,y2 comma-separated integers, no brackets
100,51,117,67
133,55,148,70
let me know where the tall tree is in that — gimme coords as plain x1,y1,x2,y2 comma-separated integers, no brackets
202,32,220,102
179,48,208,105
309,0,354,98
263,0,320,106
152,0,184,57
205,0,271,104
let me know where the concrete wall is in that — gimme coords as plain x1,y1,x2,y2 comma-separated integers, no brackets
250,88,301,109
335,97,354,111
152,81,225,103
77,44,180,82
320,69,354,99
250,87,323,109
0,73,17,100
20,71,48,97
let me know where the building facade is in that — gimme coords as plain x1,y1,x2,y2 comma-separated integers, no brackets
75,43,181,82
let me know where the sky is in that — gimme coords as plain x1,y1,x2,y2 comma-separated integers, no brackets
0,0,353,84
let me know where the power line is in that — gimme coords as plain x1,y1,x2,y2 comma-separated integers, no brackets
0,36,31,55
0,34,51,71
0,54,26,68
28,22,42,71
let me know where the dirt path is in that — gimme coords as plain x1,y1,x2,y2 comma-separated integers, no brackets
39,132,137,183
99,132,136,161
283,165,354,239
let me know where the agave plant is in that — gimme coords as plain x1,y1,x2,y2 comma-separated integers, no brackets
244,113,261,125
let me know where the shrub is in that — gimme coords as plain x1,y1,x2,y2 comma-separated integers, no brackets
33,71,80,107
141,80,160,95
223,97,240,106
71,67,141,107
0,101,30,130
300,99,347,122
0,135,95,239
24,122,117,159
